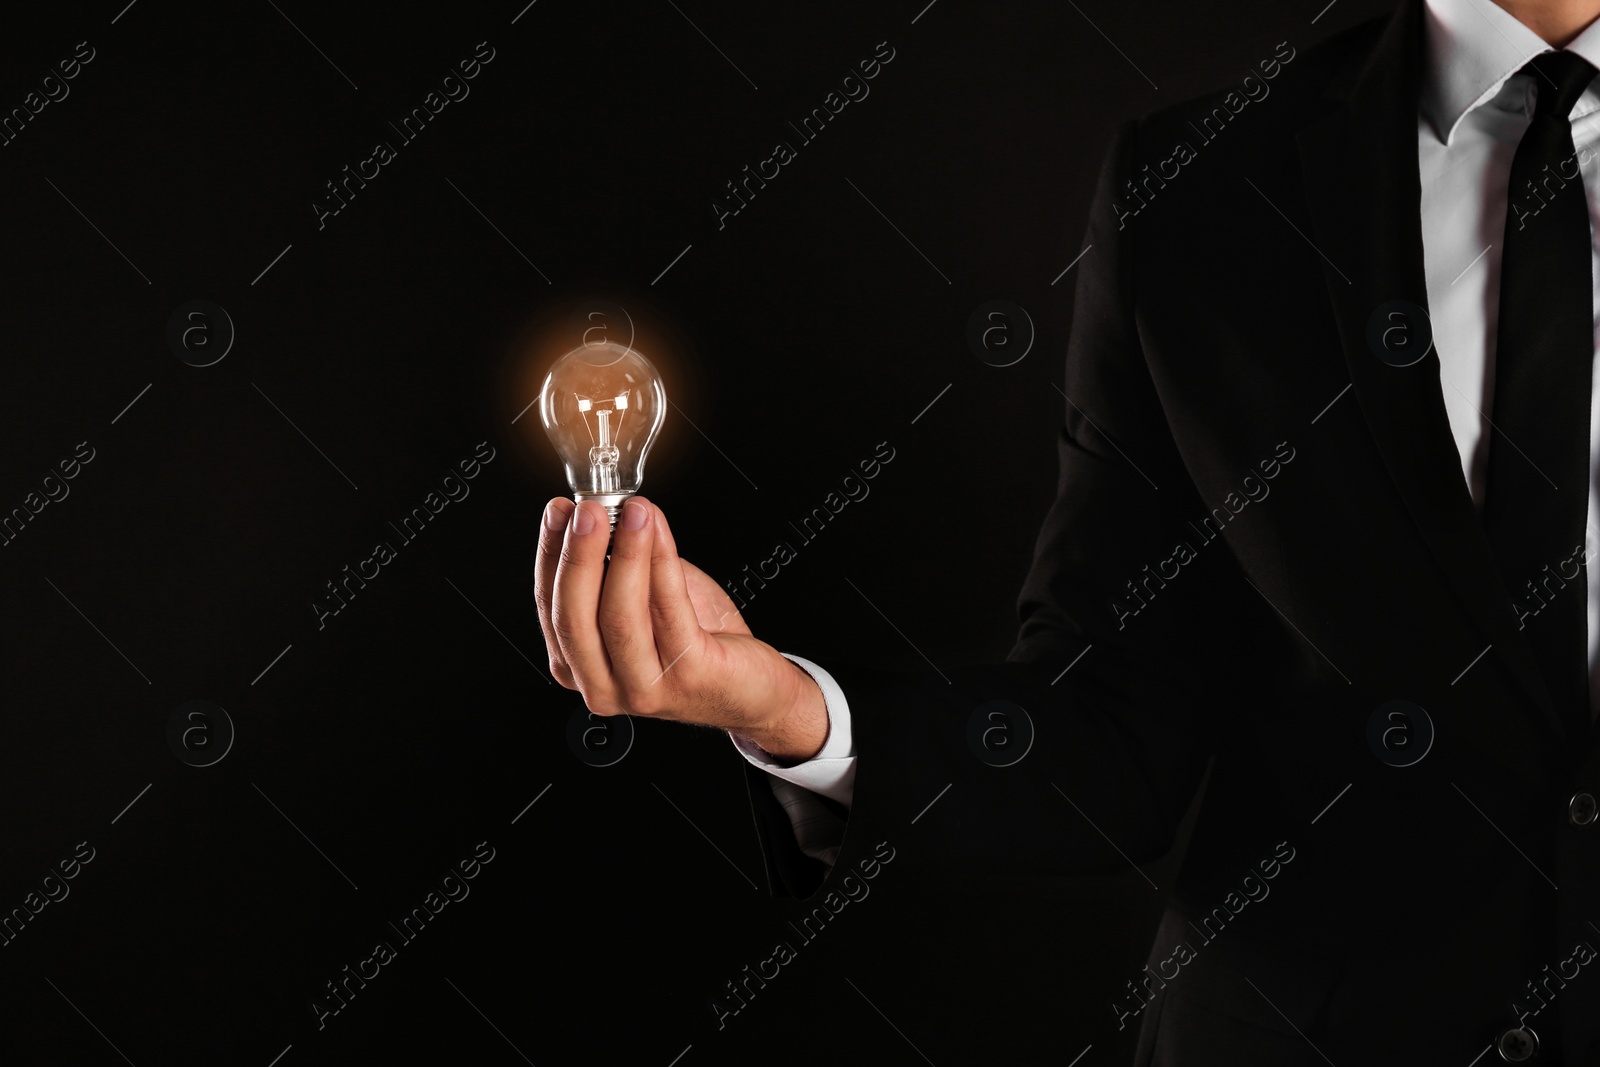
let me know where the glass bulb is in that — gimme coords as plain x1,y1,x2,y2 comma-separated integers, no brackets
538,340,666,530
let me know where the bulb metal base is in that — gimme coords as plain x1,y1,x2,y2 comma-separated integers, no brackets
574,492,633,532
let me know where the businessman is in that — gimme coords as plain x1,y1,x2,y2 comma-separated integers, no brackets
536,0,1600,1061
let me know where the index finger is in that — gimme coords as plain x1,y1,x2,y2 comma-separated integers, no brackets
535,497,576,686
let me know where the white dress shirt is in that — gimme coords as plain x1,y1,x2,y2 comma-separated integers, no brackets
1420,0,1600,719
733,0,1600,865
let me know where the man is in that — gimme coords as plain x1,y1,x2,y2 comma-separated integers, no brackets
536,0,1600,1061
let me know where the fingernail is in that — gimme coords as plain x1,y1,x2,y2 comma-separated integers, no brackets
572,502,595,536
622,498,648,530
545,502,569,532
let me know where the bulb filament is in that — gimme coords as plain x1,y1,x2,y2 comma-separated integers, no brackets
577,390,630,493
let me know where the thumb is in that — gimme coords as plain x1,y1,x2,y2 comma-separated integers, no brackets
682,560,751,636
647,504,707,669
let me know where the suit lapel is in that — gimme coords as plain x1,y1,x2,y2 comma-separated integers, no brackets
1295,0,1568,743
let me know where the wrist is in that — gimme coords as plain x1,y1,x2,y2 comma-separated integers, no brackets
739,657,829,764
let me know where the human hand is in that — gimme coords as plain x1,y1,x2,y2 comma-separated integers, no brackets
534,496,828,761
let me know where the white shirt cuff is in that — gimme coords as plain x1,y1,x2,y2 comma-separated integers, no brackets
728,653,856,809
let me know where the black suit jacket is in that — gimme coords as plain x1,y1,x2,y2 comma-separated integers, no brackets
744,2,1600,1063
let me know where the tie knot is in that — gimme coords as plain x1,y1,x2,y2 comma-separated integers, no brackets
1524,50,1598,119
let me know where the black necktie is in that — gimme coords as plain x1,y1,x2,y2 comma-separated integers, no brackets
1484,50,1598,745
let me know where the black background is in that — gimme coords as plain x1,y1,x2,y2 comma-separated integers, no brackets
0,1,1391,1063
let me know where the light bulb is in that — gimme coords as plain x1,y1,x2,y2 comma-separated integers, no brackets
538,340,667,530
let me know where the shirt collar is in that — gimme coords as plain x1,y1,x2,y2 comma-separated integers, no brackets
1422,0,1600,145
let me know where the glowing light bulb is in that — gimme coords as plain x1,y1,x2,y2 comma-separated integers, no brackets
538,340,666,530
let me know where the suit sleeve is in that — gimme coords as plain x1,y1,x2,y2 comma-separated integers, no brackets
744,118,1265,900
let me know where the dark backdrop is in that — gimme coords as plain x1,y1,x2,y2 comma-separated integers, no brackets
0,1,1392,1063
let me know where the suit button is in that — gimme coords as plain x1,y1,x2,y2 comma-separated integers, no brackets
1570,792,1598,827
1497,1026,1539,1062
